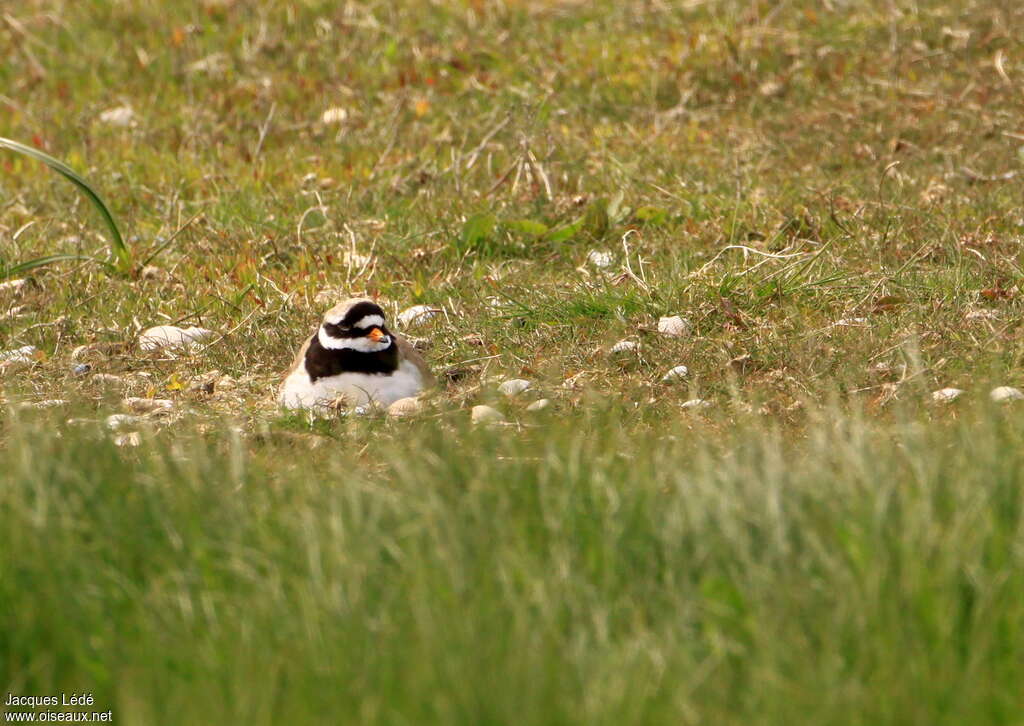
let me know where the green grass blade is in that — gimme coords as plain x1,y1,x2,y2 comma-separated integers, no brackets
1,254,115,281
0,136,131,272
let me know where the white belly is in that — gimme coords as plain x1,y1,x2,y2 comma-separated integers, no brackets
279,360,424,410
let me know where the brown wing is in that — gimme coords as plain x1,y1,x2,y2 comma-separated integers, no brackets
395,333,436,387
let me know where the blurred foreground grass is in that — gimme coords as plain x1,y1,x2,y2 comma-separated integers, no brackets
3,405,1024,725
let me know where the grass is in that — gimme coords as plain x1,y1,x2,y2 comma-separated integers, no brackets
4,405,1024,724
0,135,130,275
3,0,1024,722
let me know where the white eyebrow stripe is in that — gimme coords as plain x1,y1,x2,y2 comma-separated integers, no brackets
318,327,391,352
352,314,385,330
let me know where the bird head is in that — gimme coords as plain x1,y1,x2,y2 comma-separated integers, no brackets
318,298,394,353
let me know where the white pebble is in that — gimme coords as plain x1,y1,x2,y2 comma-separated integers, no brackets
138,325,214,351
98,105,135,127
657,316,692,338
931,388,965,403
92,374,124,387
965,309,999,321
990,386,1024,403
471,405,505,424
387,397,423,418
526,398,551,412
609,340,639,354
0,345,38,361
185,53,227,74
498,379,532,397
320,107,348,124
124,397,174,414
661,365,689,382
0,279,27,295
397,305,439,327
586,249,614,269
680,398,712,410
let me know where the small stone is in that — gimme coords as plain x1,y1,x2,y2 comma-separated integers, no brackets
397,305,439,327
1,345,38,361
498,379,532,397
98,105,135,127
124,397,174,414
661,365,689,382
586,249,614,269
72,363,92,376
526,398,551,412
609,340,639,354
114,432,142,448
932,388,965,403
681,398,712,410
471,405,505,424
92,373,124,387
138,325,215,351
990,386,1024,403
186,52,228,74
320,107,348,124
965,309,999,321
657,316,692,338
0,278,28,295
388,397,424,418
833,318,869,327
106,414,143,431
0,345,37,374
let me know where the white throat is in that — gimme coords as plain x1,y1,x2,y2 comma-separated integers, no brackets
318,326,392,353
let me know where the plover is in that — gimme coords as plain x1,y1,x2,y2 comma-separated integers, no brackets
279,298,433,410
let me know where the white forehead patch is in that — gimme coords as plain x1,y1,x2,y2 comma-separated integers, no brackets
352,314,385,330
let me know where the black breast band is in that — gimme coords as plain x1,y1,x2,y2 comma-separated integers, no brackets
304,334,399,381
